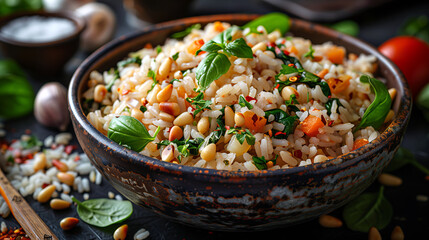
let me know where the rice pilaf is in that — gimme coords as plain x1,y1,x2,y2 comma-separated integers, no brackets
84,21,394,171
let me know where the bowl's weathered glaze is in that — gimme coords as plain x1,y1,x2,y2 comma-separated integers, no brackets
69,14,411,231
0,11,85,76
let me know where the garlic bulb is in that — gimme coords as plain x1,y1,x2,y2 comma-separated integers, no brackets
34,82,70,131
75,2,116,52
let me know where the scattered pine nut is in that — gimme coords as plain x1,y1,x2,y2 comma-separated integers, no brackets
318,214,343,228
368,227,382,240
416,194,428,202
378,173,403,186
37,185,56,203
113,224,128,240
391,225,404,240
50,199,71,210
108,191,115,199
60,217,79,230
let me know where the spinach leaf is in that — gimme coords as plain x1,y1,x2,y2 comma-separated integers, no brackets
325,98,344,115
242,12,290,35
384,147,429,175
355,75,391,131
265,109,298,138
196,52,231,91
108,116,160,152
238,95,253,109
117,56,142,68
171,23,201,39
399,15,429,43
267,45,304,69
226,128,255,145
72,197,133,228
0,60,34,120
186,92,212,116
342,186,393,232
330,20,360,36
284,94,300,112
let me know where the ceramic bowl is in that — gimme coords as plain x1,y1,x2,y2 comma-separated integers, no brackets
0,11,85,76
68,14,412,231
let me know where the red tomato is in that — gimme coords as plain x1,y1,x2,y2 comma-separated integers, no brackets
378,36,429,97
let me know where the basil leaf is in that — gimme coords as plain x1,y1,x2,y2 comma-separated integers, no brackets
342,186,393,232
196,52,231,91
108,116,160,152
200,40,223,53
212,26,240,45
238,95,253,109
243,12,290,35
72,197,133,228
227,128,255,145
355,75,392,131
224,38,253,58
0,60,34,120
330,20,360,37
117,56,142,68
171,23,201,39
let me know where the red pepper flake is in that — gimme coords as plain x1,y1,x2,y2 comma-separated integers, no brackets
283,50,290,55
288,63,295,67
274,84,280,89
321,115,326,125
225,126,230,130
64,145,77,155
328,120,335,127
14,158,23,164
245,96,257,103
294,150,302,159
267,42,276,47
42,183,50,189
74,155,80,162
274,131,286,136
24,129,31,135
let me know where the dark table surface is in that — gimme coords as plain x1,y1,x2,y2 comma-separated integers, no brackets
1,0,429,239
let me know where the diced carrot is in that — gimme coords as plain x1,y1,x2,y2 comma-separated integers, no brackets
352,138,369,150
243,111,267,132
213,21,225,32
288,45,298,55
327,75,351,94
327,46,345,64
144,43,153,49
301,115,324,137
317,69,329,79
187,39,205,55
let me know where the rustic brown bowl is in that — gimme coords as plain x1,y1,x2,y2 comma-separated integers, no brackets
68,14,412,231
0,11,85,76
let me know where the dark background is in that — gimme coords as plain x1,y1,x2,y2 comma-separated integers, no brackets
1,0,429,239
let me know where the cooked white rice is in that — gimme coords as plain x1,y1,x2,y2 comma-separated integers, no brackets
84,21,394,171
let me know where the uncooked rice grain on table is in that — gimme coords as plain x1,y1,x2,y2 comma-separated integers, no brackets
84,21,395,171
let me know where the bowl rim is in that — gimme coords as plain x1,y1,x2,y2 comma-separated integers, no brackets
69,13,412,179
0,10,85,47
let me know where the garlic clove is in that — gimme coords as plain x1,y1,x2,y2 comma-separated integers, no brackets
75,2,116,52
34,82,70,131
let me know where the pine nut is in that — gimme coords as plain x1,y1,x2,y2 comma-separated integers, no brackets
368,227,382,240
52,159,69,172
197,117,210,134
234,112,245,127
161,145,175,162
314,155,329,163
281,86,298,101
318,214,343,228
173,70,183,79
50,199,71,210
156,84,173,102
384,109,395,123
94,85,107,103
388,88,397,100
131,108,144,121
147,84,161,104
201,143,216,161
391,225,404,240
173,112,193,126
159,102,181,116
159,112,175,122
224,106,234,127
37,185,56,203
252,42,267,53
169,126,183,141
33,152,47,172
378,173,402,186
113,224,128,240
158,57,173,80
57,172,75,186
60,217,79,230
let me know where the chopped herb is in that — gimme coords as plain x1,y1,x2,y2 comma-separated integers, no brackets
186,92,212,116
181,69,190,77
106,69,120,92
20,135,42,149
155,45,162,54
238,95,253,109
252,155,277,170
171,23,201,39
204,110,226,145
304,44,315,59
284,94,300,112
157,138,204,162
140,106,147,113
123,106,130,113
146,69,158,94
172,52,179,61
267,45,303,69
170,78,181,84
325,98,344,115
226,128,255,145
117,56,142,68
265,109,298,139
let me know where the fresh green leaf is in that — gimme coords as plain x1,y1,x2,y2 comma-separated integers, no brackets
172,52,179,61
304,44,315,59
0,0,43,16
204,110,226,145
117,57,142,68
238,95,253,109
0,60,34,120
72,197,133,228
186,92,212,116
384,147,429,175
330,20,360,37
157,138,204,162
196,52,231,91
267,46,304,69
284,94,300,112
171,23,201,39
224,38,253,58
170,78,181,84
243,12,290,35
146,69,158,94
355,75,391,131
20,135,42,149
106,69,120,92
399,15,429,43
200,40,223,53
325,98,344,115
226,128,255,145
139,106,147,113
252,155,277,170
155,45,162,54
108,116,160,152
265,109,298,138
342,186,393,232
212,26,240,45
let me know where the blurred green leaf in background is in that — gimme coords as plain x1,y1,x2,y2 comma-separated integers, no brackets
0,0,43,16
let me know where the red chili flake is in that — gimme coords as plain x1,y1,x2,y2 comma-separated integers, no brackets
288,63,295,67
267,42,276,47
24,153,33,160
245,96,257,102
42,183,49,189
225,126,230,130
274,46,282,55
328,95,332,99
274,132,285,136
74,155,80,162
294,150,302,158
14,158,24,164
64,145,77,155
252,53,257,58
197,50,206,56
122,89,130,95
321,115,326,125
328,120,335,127
274,84,280,89
283,50,290,55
